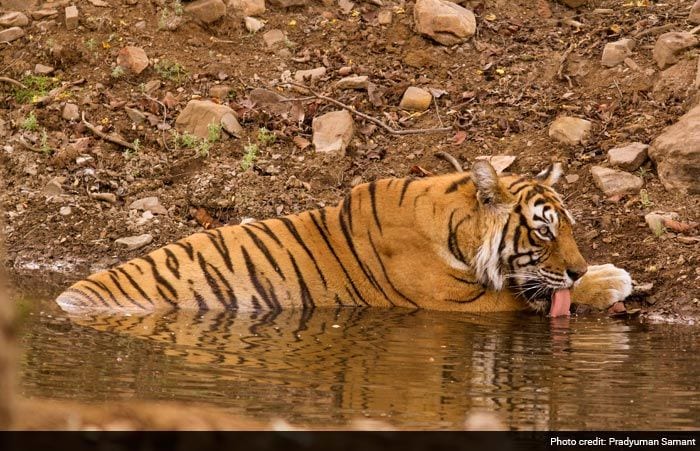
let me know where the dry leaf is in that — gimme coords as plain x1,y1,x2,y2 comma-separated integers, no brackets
192,208,222,229
663,219,699,234
452,130,467,145
409,165,433,177
293,136,311,150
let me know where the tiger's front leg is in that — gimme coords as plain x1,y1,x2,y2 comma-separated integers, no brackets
571,264,633,310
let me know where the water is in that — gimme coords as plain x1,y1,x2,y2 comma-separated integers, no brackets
15,294,700,430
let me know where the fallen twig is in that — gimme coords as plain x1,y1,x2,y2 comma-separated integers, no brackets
435,151,464,173
81,112,137,151
143,93,170,151
278,81,453,136
632,23,675,39
34,78,85,106
556,43,576,80
17,137,44,154
0,76,26,89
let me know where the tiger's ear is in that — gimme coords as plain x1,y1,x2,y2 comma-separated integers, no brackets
535,162,563,186
471,160,511,208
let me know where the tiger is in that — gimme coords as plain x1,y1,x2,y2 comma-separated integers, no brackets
55,160,632,316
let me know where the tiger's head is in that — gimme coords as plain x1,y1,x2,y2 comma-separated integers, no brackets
470,161,588,312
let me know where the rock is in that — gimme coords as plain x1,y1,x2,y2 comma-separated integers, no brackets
267,0,307,7
128,196,168,215
0,0,37,10
220,112,243,136
185,0,226,24
228,0,265,16
474,155,516,174
116,46,149,75
42,177,65,197
294,67,326,83
565,174,579,184
377,10,392,25
335,75,369,90
312,110,354,154
652,58,696,101
0,12,29,27
601,38,635,67
248,88,291,116
62,103,79,121
59,206,72,216
690,0,700,24
263,29,286,48
590,166,643,197
175,100,241,139
209,85,231,99
559,0,587,7
338,66,353,76
162,91,178,108
649,103,700,194
413,0,476,46
399,86,432,111
0,27,25,43
607,142,648,171
32,9,57,20
64,5,78,30
91,192,117,203
124,107,147,124
244,16,264,33
115,234,153,251
652,32,698,69
644,211,679,237
34,63,54,75
548,116,592,145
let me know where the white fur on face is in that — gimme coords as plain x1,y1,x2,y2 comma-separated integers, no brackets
472,214,508,290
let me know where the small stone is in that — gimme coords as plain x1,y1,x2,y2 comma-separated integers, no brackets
399,86,432,111
115,233,153,250
474,155,516,174
59,206,72,216
377,10,392,25
335,75,369,90
228,0,265,16
608,142,648,171
0,0,37,10
43,177,66,197
338,66,353,76
413,0,476,46
565,174,579,184
62,103,79,121
690,0,700,24
548,116,592,145
263,29,285,48
652,32,698,70
143,80,161,94
162,91,178,108
294,67,326,83
134,20,146,30
601,38,635,68
267,0,307,6
221,112,243,136
124,107,147,124
117,46,149,75
590,166,643,197
0,26,25,43
644,211,679,237
244,16,264,33
129,196,168,215
312,110,354,154
175,100,240,139
34,63,54,75
559,0,587,7
64,5,78,30
0,12,29,27
185,0,226,24
91,192,117,203
209,85,231,99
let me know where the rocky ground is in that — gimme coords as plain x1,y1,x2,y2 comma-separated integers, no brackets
1,0,699,321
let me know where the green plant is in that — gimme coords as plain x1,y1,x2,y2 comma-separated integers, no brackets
172,0,184,15
13,75,58,103
639,189,653,208
207,123,222,143
155,59,187,83
21,112,39,131
257,127,276,146
111,66,125,79
241,142,259,171
132,138,141,153
39,130,52,155
175,131,198,149
85,38,97,51
636,167,650,179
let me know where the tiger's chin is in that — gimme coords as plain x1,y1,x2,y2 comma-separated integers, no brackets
511,283,567,315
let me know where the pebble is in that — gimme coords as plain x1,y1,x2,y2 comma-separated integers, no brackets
294,67,326,83
209,85,232,99
0,26,25,43
601,38,635,68
377,10,392,25
399,86,432,111
175,99,241,139
184,0,227,24
34,63,54,75
652,32,698,69
338,66,353,76
59,206,72,216
244,16,264,33
312,110,354,154
42,177,66,197
565,174,580,184
230,0,266,16
335,75,368,90
115,233,153,251
125,107,147,124
548,116,592,145
62,103,79,121
91,192,117,203
413,0,476,46
690,0,700,24
607,142,648,171
590,166,643,197
0,12,29,27
129,196,168,215
117,46,149,75
64,5,78,30
263,29,285,48
644,211,678,237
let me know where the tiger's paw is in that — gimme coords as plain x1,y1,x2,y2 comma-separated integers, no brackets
571,264,633,310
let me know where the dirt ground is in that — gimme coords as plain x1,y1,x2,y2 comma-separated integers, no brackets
1,0,698,320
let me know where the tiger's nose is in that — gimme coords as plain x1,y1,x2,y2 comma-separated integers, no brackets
566,266,587,282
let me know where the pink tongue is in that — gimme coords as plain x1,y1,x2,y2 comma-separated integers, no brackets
549,289,571,317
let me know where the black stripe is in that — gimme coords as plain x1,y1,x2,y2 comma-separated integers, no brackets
367,231,419,308
507,177,527,189
334,294,344,307
108,272,146,309
196,252,231,309
204,229,234,274
241,245,279,311
447,210,468,265
277,216,328,288
445,290,486,304
399,178,416,207
287,250,315,310
163,248,181,279
81,284,111,308
84,278,123,308
248,221,282,246
115,267,155,306
368,181,383,234
308,210,368,306
242,226,285,280
449,274,481,285
445,175,471,194
142,255,178,307
341,195,354,234
173,241,195,260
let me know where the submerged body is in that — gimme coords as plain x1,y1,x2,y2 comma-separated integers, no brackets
56,162,632,314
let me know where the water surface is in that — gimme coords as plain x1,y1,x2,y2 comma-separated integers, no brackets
15,294,700,430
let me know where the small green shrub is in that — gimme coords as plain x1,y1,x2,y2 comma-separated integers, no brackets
241,142,259,171
21,112,39,131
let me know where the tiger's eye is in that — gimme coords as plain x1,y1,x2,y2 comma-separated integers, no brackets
538,226,550,237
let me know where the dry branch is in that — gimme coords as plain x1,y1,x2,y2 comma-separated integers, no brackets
435,151,464,173
0,76,26,89
81,112,137,151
